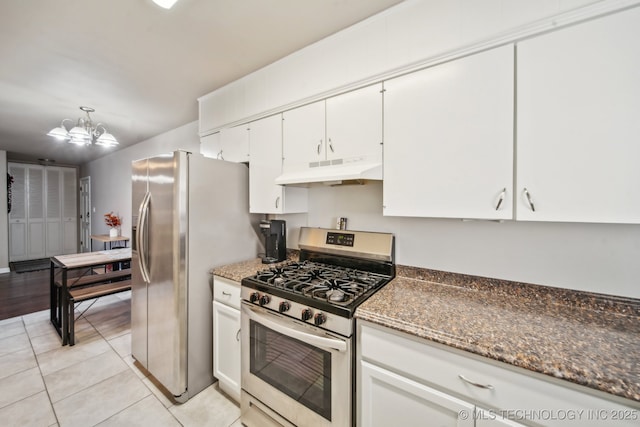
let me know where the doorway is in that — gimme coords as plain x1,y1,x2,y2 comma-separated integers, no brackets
80,176,91,252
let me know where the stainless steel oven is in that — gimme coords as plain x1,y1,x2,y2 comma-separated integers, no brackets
240,227,395,427
241,303,351,427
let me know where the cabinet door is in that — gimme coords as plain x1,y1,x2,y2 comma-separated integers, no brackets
249,114,308,214
360,360,474,427
476,408,525,426
249,114,285,213
213,300,241,403
219,125,250,163
383,44,514,220
282,100,325,173
326,84,382,164
516,8,640,223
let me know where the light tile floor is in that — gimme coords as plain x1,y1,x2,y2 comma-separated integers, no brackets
0,291,242,427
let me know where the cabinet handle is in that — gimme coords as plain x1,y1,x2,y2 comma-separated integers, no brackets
236,329,241,342
328,138,334,153
458,374,494,390
275,196,280,209
495,188,506,211
523,188,536,212
317,139,323,155
222,291,231,296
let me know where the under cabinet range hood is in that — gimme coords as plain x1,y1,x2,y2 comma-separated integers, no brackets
274,160,382,186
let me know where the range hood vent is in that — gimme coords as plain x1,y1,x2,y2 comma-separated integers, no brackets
274,161,382,186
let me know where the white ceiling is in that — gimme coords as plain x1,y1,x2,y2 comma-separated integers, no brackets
0,0,403,166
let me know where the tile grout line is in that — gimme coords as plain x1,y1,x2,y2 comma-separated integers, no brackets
22,315,61,427
82,297,187,427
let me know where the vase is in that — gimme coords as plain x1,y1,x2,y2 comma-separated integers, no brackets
109,228,118,238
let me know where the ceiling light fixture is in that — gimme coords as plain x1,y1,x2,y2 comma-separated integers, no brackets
47,106,119,147
152,0,179,9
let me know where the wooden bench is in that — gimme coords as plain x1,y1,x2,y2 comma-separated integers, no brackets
65,272,132,346
56,268,131,288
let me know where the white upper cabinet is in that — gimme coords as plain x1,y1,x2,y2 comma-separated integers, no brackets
249,114,308,214
282,100,325,173
282,84,383,173
201,124,249,163
326,84,383,164
516,7,640,224
383,45,514,219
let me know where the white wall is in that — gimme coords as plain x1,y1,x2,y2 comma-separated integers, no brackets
0,150,8,272
81,121,199,250
279,183,640,299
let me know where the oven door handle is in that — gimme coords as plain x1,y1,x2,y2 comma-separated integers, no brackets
245,305,348,353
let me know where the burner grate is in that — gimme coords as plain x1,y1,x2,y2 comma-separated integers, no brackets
251,260,390,306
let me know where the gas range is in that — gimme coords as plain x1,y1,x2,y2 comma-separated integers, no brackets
241,227,395,337
240,227,394,427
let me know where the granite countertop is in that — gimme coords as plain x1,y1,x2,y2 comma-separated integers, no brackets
356,266,640,403
211,251,299,283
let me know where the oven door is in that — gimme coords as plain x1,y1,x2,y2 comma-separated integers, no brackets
241,302,352,427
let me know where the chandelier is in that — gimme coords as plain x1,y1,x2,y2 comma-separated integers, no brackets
47,106,119,147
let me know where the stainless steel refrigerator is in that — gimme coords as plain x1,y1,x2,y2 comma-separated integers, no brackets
131,150,260,402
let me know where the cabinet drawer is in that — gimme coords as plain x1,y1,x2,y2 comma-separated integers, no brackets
213,276,241,310
359,321,639,427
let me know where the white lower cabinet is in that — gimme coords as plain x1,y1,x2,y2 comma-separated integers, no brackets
213,276,241,402
358,321,638,427
361,360,475,426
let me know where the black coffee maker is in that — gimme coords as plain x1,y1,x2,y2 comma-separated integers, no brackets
260,219,286,264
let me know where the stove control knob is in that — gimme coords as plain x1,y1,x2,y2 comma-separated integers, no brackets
314,312,326,326
278,301,291,313
249,292,260,304
259,294,271,306
301,308,313,322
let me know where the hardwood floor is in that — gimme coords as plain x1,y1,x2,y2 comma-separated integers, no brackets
0,268,50,320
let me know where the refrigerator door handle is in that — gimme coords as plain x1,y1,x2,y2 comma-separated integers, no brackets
137,191,151,283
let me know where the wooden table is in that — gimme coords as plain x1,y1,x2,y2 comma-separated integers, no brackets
90,234,130,250
50,248,132,345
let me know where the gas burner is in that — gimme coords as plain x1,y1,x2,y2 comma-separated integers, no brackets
301,278,370,304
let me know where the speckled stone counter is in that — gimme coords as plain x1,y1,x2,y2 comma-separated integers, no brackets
356,266,640,403
211,251,299,283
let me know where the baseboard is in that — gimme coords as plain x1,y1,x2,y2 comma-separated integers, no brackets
0,267,10,274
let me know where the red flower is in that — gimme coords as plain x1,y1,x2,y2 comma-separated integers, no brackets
104,212,121,228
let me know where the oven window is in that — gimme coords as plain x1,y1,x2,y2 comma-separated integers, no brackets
249,319,332,421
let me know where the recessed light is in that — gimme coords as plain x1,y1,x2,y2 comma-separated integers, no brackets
152,0,179,9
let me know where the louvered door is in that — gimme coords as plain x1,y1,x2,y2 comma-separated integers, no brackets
45,168,62,256
8,163,77,261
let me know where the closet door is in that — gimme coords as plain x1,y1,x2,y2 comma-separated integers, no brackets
45,168,62,256
27,166,46,259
